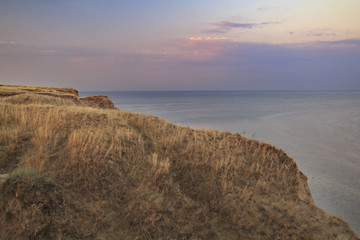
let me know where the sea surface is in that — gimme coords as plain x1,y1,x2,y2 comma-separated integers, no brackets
81,90,360,235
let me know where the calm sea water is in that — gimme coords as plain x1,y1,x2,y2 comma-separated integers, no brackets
81,91,360,234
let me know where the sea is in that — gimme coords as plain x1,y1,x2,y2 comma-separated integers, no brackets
80,90,360,235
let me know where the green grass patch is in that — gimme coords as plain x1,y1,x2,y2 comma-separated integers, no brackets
8,168,55,187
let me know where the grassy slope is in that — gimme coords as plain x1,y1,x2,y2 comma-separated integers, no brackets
0,85,358,240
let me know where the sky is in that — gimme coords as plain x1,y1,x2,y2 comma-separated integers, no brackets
0,0,360,91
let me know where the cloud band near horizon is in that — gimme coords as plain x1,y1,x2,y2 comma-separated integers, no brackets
1,38,359,91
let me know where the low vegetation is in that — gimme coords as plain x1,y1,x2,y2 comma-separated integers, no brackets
0,85,358,239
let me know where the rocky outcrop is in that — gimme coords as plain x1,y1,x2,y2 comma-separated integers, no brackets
80,95,115,109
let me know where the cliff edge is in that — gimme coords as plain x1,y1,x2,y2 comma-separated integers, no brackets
0,85,358,239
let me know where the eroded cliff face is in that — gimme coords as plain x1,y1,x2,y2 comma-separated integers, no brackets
297,170,314,204
0,85,358,240
79,95,115,109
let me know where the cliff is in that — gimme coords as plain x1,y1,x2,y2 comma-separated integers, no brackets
0,85,358,239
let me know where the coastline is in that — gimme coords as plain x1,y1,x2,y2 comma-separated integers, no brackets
0,85,358,239
92,90,360,235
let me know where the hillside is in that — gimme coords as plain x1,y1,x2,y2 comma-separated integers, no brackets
0,85,358,239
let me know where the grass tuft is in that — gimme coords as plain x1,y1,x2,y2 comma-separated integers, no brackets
7,167,55,187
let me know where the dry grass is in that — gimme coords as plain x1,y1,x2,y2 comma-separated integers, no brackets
0,85,358,239
0,84,79,97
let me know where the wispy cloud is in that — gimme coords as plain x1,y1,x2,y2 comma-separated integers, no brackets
204,20,281,34
160,37,360,90
307,31,336,37
41,50,58,54
0,41,16,45
257,7,275,11
318,38,360,47
202,28,227,34
164,37,360,64
188,37,227,41
305,28,339,38
166,37,235,61
212,21,258,29
71,57,96,64
70,56,128,65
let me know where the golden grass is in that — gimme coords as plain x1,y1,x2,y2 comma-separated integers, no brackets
0,84,78,96
0,85,358,239
1,93,79,106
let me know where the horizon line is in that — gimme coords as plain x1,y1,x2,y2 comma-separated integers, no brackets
80,89,360,92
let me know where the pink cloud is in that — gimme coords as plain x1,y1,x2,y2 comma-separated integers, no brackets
166,37,237,61
189,37,227,41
